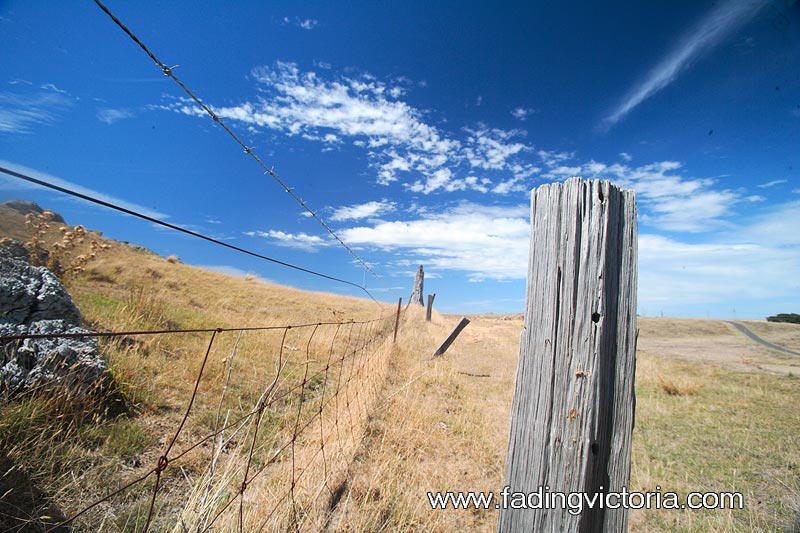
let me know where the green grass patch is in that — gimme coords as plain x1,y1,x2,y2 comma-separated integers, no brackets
102,417,151,458
632,356,800,532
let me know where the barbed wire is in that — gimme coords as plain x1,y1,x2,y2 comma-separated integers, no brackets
0,164,380,303
92,0,379,281
0,312,400,532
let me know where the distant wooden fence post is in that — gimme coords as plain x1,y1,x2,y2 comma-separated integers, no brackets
393,297,402,344
426,293,436,322
433,316,469,357
410,265,425,306
497,178,637,532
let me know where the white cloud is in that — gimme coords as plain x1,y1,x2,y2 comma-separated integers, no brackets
638,222,799,317
39,83,67,94
740,200,800,247
331,199,395,221
463,126,527,170
161,63,539,194
0,159,169,220
0,88,72,133
539,157,747,232
619,152,633,162
491,176,528,195
244,229,332,251
406,168,453,194
542,165,582,179
97,108,134,124
511,107,536,120
283,17,319,30
757,178,787,188
299,18,318,30
339,202,530,280
602,0,768,129
537,149,574,167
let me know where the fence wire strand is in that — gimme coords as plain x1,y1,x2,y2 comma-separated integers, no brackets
0,311,398,532
0,165,379,303
91,0,378,281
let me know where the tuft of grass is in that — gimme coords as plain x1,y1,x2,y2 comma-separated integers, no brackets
657,375,701,396
102,418,151,458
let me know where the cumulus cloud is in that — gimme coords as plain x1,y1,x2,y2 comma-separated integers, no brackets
331,199,396,221
339,202,530,280
463,126,527,170
161,63,538,195
510,107,536,120
537,155,749,232
244,229,332,251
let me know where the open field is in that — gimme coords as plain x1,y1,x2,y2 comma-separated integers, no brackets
335,313,800,532
1,204,799,531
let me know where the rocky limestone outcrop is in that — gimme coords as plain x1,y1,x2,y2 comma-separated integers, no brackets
0,239,110,397
2,199,66,223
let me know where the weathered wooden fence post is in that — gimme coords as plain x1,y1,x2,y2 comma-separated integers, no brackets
497,178,637,532
410,265,424,306
433,316,470,357
393,297,402,344
426,293,436,322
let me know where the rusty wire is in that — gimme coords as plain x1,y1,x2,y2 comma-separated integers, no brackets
28,311,397,532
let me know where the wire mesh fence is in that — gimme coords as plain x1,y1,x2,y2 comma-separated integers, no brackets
0,312,398,532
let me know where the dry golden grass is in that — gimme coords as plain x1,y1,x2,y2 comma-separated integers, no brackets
656,375,701,396
2,205,799,532
1,206,399,530
631,350,800,532
324,314,800,532
638,317,800,376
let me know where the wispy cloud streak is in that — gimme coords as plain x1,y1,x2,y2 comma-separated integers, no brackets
0,159,169,220
602,0,768,129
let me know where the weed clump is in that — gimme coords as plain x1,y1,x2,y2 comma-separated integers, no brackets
657,375,700,396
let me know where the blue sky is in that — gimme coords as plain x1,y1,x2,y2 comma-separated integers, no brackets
1,0,798,318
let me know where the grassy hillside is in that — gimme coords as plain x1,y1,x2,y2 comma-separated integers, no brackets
1,203,799,531
0,203,399,531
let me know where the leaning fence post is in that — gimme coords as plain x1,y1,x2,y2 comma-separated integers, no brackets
433,316,469,357
426,293,436,322
497,178,637,532
393,297,402,344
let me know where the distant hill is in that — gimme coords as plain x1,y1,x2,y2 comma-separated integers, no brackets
2,199,65,223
